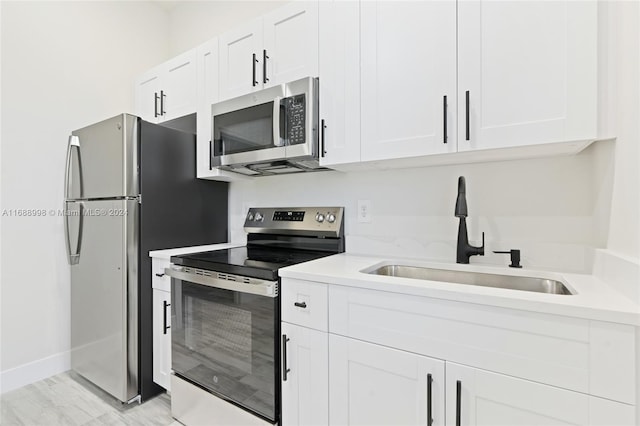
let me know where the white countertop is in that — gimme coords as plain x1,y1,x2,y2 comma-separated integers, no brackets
279,253,640,326
149,242,244,260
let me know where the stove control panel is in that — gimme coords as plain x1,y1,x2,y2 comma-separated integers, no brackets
244,207,344,238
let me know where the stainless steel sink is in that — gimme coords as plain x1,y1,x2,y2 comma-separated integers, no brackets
365,264,573,295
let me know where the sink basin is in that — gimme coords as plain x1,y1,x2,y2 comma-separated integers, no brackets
364,264,573,295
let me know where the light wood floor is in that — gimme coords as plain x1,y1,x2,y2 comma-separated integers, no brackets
0,372,178,425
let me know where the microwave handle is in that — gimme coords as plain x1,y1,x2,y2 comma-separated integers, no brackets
273,96,283,147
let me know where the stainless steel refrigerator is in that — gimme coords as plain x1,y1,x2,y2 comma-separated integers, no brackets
64,113,227,403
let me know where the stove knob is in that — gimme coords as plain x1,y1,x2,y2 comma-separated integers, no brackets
255,212,264,222
327,213,336,223
315,213,325,223
247,212,255,221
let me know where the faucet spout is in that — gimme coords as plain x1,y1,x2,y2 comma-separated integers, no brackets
455,176,468,218
455,176,485,264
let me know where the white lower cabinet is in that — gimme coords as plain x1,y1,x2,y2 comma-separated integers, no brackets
151,257,171,391
280,278,637,425
446,362,634,426
281,322,328,426
329,334,445,426
152,289,171,391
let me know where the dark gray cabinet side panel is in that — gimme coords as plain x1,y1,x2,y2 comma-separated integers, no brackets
137,120,228,400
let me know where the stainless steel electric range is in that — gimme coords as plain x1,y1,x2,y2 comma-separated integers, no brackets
166,207,345,426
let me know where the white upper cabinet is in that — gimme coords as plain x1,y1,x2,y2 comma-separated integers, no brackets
219,19,264,100
218,2,319,102
360,0,457,161
134,69,162,123
162,50,198,122
134,49,197,123
195,38,224,180
318,0,361,166
263,1,319,88
457,0,597,151
322,0,598,169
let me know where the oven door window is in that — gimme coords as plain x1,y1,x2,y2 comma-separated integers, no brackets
213,102,281,156
171,278,278,422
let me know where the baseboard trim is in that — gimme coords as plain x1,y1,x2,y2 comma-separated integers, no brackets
0,351,70,394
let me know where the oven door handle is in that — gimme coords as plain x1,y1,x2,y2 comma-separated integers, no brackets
165,267,278,298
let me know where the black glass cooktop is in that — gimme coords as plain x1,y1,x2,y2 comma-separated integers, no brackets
171,246,334,281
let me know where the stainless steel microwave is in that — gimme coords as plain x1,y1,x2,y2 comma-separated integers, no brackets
210,76,324,176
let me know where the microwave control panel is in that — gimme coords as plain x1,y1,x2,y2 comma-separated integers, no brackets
284,94,306,146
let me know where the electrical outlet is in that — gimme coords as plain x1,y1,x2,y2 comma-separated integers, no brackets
357,200,372,223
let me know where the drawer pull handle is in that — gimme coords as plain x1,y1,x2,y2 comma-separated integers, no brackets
155,273,165,277
294,301,307,309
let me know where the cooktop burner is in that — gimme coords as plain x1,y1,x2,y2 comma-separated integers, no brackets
171,246,335,281
171,207,345,281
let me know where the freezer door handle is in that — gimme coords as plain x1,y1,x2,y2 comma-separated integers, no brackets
65,202,84,265
65,135,83,199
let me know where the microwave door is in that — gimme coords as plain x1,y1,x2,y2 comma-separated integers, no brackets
212,97,286,167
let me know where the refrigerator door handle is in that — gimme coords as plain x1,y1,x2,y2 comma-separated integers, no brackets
65,135,83,199
65,202,84,265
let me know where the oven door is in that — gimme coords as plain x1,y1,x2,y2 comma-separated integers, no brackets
166,267,279,423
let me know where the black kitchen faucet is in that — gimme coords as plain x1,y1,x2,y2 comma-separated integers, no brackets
455,176,485,264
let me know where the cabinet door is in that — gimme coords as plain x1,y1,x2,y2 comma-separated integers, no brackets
162,49,197,122
360,1,456,162
318,0,360,166
152,289,171,391
281,322,328,426
446,362,590,426
457,1,597,151
263,1,319,88
330,334,445,426
196,39,219,178
134,68,161,123
219,19,263,101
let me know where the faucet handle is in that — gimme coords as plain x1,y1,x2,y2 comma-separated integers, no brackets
493,249,522,268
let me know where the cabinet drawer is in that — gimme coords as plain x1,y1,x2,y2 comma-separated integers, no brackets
329,285,635,404
281,279,328,331
151,258,171,292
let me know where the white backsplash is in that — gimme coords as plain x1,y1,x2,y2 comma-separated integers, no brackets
228,146,611,274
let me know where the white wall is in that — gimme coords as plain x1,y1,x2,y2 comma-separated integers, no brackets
0,1,169,393
604,1,640,259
